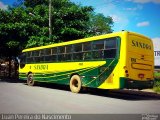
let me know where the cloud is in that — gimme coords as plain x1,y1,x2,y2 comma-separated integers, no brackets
110,15,120,23
126,0,160,4
136,21,150,27
96,3,129,31
0,1,8,10
152,37,160,50
124,5,143,11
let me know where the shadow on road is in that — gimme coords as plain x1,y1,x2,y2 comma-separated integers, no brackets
84,88,160,101
0,78,25,83
1,78,160,101
28,82,160,101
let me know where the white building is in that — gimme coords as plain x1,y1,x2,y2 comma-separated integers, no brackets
152,38,160,69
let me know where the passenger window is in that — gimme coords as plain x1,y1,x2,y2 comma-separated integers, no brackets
83,52,92,60
105,38,117,49
73,53,83,60
45,56,52,62
58,46,65,53
65,54,72,61
58,54,65,61
92,50,104,59
83,42,91,51
45,49,51,55
40,49,45,56
34,57,41,62
26,57,33,63
104,49,117,58
73,44,82,52
66,45,73,53
52,47,57,55
26,52,32,57
92,40,104,50
32,50,40,57
52,55,57,61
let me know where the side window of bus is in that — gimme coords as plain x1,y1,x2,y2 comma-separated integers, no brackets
58,46,65,61
26,52,32,58
33,50,42,62
45,49,51,55
66,45,73,61
43,49,52,62
105,38,117,49
73,52,83,61
40,49,45,56
104,38,117,59
26,51,33,63
52,47,57,55
92,40,104,59
52,47,57,62
92,40,104,50
58,46,65,54
20,53,26,64
73,44,82,52
104,49,117,58
92,50,103,59
73,44,82,61
32,50,40,57
26,57,33,63
83,52,92,60
83,42,91,51
82,42,92,60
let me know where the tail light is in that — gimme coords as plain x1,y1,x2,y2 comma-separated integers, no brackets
124,66,129,77
138,74,144,79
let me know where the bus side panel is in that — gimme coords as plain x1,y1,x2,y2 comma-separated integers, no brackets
19,61,106,86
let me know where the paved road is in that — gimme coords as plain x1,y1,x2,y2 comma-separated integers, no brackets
0,80,160,114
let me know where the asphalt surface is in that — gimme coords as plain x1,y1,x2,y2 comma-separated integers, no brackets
0,79,160,114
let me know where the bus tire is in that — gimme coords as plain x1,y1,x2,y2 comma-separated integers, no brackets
27,73,35,86
70,75,82,93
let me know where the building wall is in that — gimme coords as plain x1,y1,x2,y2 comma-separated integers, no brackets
152,39,160,67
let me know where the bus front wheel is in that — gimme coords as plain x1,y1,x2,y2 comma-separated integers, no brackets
27,73,35,86
70,75,82,93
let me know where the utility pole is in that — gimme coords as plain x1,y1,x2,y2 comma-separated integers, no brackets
49,0,52,41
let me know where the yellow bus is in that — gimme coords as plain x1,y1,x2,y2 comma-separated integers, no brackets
19,31,154,93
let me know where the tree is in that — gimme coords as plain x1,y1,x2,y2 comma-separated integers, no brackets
88,13,113,36
0,0,114,54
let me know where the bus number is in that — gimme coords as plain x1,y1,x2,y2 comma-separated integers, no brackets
131,58,136,63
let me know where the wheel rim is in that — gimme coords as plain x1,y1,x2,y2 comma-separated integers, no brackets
72,79,79,89
28,75,33,84
27,74,34,85
70,75,82,93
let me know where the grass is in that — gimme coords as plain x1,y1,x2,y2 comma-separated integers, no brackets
153,71,160,93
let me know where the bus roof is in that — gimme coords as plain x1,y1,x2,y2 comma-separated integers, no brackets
22,31,151,52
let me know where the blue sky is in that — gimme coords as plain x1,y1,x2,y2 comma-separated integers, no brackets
70,0,160,38
0,0,160,49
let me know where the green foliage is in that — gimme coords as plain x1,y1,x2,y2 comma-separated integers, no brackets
0,0,114,58
154,71,160,79
153,71,160,93
153,79,160,93
88,13,113,35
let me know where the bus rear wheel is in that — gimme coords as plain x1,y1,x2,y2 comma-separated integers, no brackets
27,73,35,86
70,75,82,93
